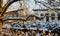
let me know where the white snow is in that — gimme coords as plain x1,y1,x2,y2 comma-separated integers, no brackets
6,1,21,12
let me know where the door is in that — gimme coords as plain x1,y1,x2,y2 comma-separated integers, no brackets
46,16,49,22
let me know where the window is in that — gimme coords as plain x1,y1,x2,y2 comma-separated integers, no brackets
4,14,10,19
51,13,55,16
58,13,60,20
12,12,18,17
40,13,44,16
46,16,49,22
51,13,55,20
51,17,55,20
18,11,23,17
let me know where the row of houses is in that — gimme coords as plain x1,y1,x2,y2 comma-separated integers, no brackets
2,10,60,25
0,0,60,31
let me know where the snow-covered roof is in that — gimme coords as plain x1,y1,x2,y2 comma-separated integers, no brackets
3,0,60,12
33,2,48,9
6,1,21,12
33,0,60,10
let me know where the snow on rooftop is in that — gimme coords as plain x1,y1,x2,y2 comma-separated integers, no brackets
3,0,60,12
33,3,48,9
6,1,21,12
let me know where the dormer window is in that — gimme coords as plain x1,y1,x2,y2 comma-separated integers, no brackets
51,13,55,20
40,13,44,16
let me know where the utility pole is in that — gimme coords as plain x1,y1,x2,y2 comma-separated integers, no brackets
0,0,2,32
